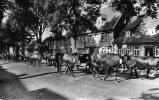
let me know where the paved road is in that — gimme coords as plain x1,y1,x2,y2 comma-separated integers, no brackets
0,61,159,100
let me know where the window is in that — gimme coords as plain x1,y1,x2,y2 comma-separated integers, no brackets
96,48,99,54
107,48,111,53
134,46,140,56
101,33,105,42
155,46,159,56
147,29,156,35
104,34,107,41
81,36,84,43
118,47,122,55
125,46,131,54
85,35,88,42
125,31,130,37
107,34,111,41
90,35,94,42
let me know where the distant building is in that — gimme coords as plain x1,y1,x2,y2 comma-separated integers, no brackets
78,6,127,54
43,5,127,54
115,14,159,57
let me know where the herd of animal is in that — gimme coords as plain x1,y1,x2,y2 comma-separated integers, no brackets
2,52,159,83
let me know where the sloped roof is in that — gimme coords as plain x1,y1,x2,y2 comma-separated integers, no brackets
115,33,159,44
146,19,159,29
42,36,53,43
98,6,121,31
142,13,159,29
115,13,159,44
123,16,142,31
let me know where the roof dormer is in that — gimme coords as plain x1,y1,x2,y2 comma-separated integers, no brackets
125,31,131,37
95,16,107,29
147,28,156,36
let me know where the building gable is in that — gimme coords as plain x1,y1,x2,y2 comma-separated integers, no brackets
97,6,121,31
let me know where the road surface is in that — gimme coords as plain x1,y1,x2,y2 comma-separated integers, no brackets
0,60,159,100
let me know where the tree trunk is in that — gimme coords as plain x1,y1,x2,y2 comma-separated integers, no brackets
70,37,76,53
38,34,44,57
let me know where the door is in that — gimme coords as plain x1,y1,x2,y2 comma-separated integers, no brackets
145,47,154,56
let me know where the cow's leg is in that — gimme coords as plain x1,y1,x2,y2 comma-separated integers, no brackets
76,64,80,71
46,58,47,64
37,60,40,67
104,66,110,81
48,59,50,66
129,67,133,78
146,65,150,79
60,64,62,75
89,63,93,74
51,59,53,66
114,65,119,83
65,65,68,75
71,64,75,78
153,66,157,77
36,60,38,67
54,61,57,68
91,64,96,78
33,60,36,67
57,62,60,72
134,66,138,78
66,65,71,76
92,65,99,78
53,59,55,66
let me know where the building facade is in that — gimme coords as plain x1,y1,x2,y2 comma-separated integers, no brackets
43,6,127,54
115,14,159,57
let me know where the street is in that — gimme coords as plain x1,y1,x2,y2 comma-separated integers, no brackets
0,61,159,100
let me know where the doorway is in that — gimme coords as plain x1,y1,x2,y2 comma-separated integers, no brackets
145,47,154,56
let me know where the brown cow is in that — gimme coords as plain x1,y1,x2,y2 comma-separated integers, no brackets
55,52,80,78
122,54,159,78
91,53,122,83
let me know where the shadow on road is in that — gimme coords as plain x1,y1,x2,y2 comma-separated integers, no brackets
0,65,68,100
132,86,159,100
29,88,68,100
133,92,159,100
19,71,59,79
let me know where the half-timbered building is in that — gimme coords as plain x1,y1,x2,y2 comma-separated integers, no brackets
115,14,159,57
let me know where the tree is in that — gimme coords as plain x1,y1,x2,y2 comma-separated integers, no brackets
0,15,33,55
8,0,54,45
48,0,103,53
0,0,8,24
5,0,57,56
110,0,158,18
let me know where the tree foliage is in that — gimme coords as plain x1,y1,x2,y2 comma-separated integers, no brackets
48,0,102,37
8,0,52,44
111,0,158,18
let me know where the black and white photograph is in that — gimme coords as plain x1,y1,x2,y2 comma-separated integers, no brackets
0,0,159,100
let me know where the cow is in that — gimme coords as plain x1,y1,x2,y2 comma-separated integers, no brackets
122,54,159,78
44,53,51,64
48,54,56,66
90,53,123,83
55,52,80,78
29,53,41,67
